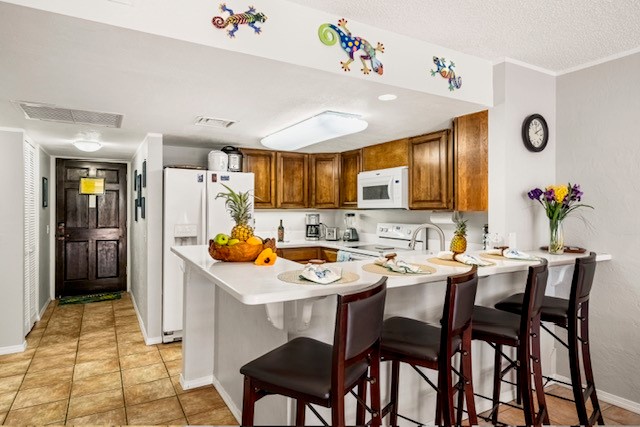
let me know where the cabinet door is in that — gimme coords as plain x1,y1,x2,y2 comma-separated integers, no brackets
339,149,361,208
241,149,277,209
277,152,309,208
362,138,409,171
278,247,320,263
320,248,338,262
310,153,340,208
409,130,453,210
454,110,488,211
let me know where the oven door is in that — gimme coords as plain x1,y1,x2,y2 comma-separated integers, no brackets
357,175,395,209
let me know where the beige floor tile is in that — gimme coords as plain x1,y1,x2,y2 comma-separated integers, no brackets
0,349,35,364
0,391,17,412
21,366,74,390
75,346,119,364
118,341,157,357
67,388,124,419
603,405,640,425
166,416,188,425
38,334,79,348
78,329,117,342
187,407,238,426
26,334,42,349
0,359,31,378
545,384,612,411
71,371,122,398
124,377,176,406
11,381,71,409
115,314,138,326
34,341,78,359
29,352,76,373
66,406,126,425
117,331,145,343
126,396,185,425
122,363,168,387
164,359,181,376
0,410,5,424
496,407,527,425
170,375,189,395
120,349,162,370
0,374,23,394
113,308,136,317
3,399,67,425
159,346,182,363
177,387,226,416
116,323,140,334
26,328,45,340
77,335,117,352
81,323,115,335
546,394,580,425
73,356,120,380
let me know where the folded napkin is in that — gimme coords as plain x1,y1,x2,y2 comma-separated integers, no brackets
299,264,342,284
374,257,426,274
437,251,494,267
336,250,352,262
485,248,539,261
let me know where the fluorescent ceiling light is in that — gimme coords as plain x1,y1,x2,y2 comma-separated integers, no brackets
73,140,103,152
378,94,397,101
261,111,368,151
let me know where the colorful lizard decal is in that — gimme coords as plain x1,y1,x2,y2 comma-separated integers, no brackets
318,19,384,75
430,56,462,91
212,4,267,38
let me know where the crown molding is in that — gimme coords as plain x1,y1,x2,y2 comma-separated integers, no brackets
556,45,640,76
493,57,557,76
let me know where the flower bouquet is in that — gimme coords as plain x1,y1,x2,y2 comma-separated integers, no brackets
527,184,593,254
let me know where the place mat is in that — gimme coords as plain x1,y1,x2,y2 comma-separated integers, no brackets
277,270,360,285
362,263,436,276
427,257,495,267
480,253,539,262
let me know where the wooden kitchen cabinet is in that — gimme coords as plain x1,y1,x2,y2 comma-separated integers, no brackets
409,130,453,210
241,148,277,209
277,247,319,264
320,248,338,262
339,149,361,208
310,153,340,208
362,138,409,171
454,110,488,211
276,152,309,208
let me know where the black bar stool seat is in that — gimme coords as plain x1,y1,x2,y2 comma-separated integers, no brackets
495,294,569,327
240,337,369,401
472,305,521,344
381,317,460,363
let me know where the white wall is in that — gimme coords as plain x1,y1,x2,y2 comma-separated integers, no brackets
163,144,218,169
488,62,556,250
0,129,25,350
556,52,640,404
38,147,51,313
130,133,163,344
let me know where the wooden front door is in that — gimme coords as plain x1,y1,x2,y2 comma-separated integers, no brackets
56,160,127,297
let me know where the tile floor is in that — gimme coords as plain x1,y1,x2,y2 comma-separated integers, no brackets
0,293,237,426
1,293,639,425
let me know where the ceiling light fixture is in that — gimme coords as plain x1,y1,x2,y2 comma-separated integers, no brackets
378,94,397,101
73,140,103,152
261,111,368,151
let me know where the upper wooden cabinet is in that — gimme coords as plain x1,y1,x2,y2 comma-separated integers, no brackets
454,110,488,211
339,149,361,208
362,138,409,171
241,148,276,209
310,153,340,208
409,130,453,210
277,152,309,208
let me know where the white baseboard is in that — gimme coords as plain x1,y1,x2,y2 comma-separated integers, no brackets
211,375,242,424
180,373,213,390
552,374,640,415
37,299,51,321
0,341,27,355
130,293,162,345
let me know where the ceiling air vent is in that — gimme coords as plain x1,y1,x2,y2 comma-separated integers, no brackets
194,116,236,128
15,102,124,128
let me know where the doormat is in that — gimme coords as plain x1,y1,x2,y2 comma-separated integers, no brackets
58,292,122,305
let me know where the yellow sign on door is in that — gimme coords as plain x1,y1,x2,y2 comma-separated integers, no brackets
79,178,105,195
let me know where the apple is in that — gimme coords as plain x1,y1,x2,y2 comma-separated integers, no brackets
214,233,230,245
227,238,240,246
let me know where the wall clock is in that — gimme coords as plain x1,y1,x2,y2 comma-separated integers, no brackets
522,114,548,152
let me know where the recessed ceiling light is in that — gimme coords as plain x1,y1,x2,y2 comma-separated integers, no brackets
378,94,397,101
73,140,103,152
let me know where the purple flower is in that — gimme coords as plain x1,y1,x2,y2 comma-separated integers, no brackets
528,188,543,200
571,184,583,201
544,188,555,202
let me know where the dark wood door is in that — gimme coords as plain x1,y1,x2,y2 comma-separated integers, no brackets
409,130,453,210
276,152,309,208
339,149,361,208
310,153,340,208
241,149,277,209
56,160,127,297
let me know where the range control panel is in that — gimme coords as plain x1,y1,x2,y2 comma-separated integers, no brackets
376,223,424,241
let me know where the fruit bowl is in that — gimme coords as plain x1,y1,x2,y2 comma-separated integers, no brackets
209,238,276,262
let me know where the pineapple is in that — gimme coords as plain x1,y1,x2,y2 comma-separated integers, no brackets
450,218,468,254
215,184,254,241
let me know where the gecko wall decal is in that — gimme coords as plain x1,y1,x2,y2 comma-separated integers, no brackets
430,56,462,91
212,3,267,38
318,19,384,76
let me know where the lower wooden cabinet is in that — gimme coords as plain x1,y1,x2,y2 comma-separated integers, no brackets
277,247,338,264
310,154,340,208
276,152,309,208
409,130,453,210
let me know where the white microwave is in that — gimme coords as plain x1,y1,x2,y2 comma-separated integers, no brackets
357,166,409,209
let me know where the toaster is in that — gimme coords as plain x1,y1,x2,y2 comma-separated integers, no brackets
325,227,339,241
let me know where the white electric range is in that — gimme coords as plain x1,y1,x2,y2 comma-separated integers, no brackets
336,223,425,261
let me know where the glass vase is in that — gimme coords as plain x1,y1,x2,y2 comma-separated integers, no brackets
548,218,564,255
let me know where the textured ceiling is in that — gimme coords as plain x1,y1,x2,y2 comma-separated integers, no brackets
288,0,640,72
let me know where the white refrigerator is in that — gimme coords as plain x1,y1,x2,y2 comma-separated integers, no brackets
162,168,254,342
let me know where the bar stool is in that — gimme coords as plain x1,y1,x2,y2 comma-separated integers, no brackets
472,259,550,426
239,277,387,427
381,266,478,426
494,252,604,426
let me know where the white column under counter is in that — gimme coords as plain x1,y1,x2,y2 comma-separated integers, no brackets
171,245,611,425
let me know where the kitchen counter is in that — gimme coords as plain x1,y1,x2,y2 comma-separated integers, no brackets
172,245,611,425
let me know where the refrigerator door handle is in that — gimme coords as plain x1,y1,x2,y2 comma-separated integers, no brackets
201,186,207,245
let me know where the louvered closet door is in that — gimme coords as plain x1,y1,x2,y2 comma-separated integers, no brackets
23,140,38,334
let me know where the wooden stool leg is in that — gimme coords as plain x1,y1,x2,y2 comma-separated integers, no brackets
389,360,400,427
568,309,590,425
580,302,605,425
439,349,455,426
462,331,478,426
356,377,367,426
518,337,536,426
531,322,550,425
242,376,257,427
295,399,306,426
369,349,382,427
491,344,503,425
331,394,345,427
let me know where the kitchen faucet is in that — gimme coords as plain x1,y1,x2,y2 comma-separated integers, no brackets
408,223,445,251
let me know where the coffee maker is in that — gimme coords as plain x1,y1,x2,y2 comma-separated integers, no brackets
343,212,359,241
305,213,320,241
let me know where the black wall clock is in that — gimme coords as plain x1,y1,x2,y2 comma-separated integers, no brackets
522,114,548,152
